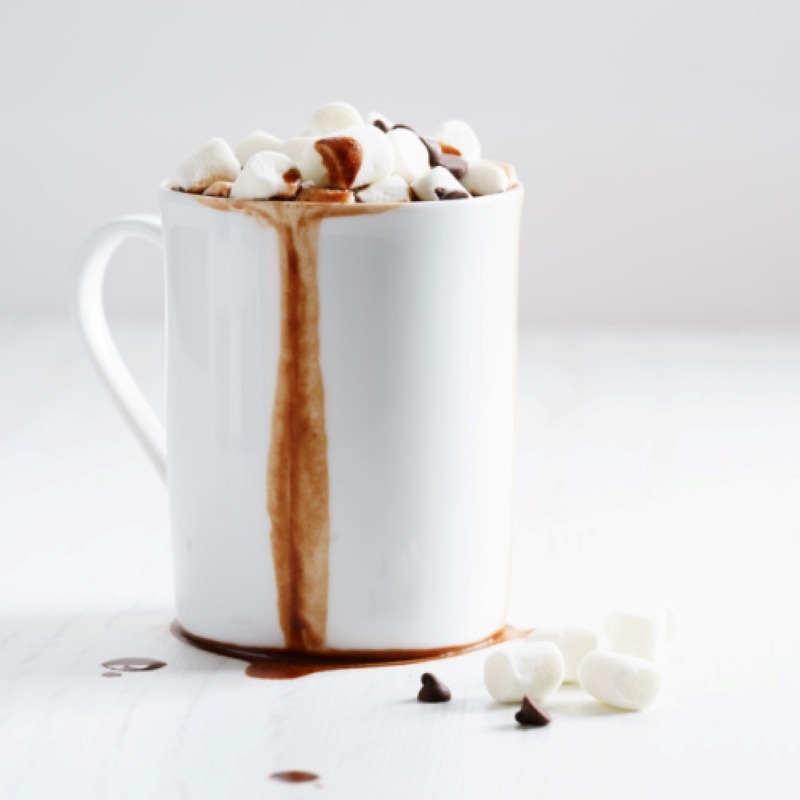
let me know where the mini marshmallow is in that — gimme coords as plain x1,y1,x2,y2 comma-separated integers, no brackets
578,651,662,711
235,130,282,166
606,606,670,663
307,101,363,135
304,125,394,190
230,151,302,200
386,128,429,184
356,176,410,203
169,137,240,193
434,119,481,160
460,160,511,196
411,167,470,201
526,626,599,683
483,641,565,703
365,111,393,132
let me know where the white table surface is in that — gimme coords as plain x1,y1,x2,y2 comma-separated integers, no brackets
1,319,799,799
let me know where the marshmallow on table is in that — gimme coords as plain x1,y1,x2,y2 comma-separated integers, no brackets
484,641,565,703
307,101,363,135
578,651,662,711
235,130,282,166
411,167,470,201
434,119,482,160
606,604,675,663
526,626,599,683
230,151,302,200
303,125,394,190
460,160,512,196
169,137,240,193
356,176,410,203
386,128,429,184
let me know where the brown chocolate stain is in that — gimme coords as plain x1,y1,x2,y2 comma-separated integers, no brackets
270,771,319,784
283,167,302,184
196,197,393,652
296,186,355,204
314,136,363,189
172,620,530,679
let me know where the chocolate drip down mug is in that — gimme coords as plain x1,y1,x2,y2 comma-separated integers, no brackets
75,185,523,658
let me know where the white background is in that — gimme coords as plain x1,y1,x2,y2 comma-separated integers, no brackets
1,0,798,326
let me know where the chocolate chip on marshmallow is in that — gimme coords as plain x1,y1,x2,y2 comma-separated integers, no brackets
230,151,302,200
411,167,470,201
169,137,240,193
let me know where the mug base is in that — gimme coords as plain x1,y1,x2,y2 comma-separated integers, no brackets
171,621,528,679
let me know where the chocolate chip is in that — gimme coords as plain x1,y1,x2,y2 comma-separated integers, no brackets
417,672,451,703
420,136,442,168
373,119,390,133
438,153,468,180
434,187,470,201
515,695,551,727
392,123,416,132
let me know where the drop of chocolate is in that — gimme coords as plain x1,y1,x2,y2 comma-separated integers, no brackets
270,771,319,784
101,657,167,673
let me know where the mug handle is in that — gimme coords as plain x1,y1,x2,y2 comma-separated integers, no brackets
74,214,167,482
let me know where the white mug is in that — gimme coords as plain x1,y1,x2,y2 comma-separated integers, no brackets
75,184,523,657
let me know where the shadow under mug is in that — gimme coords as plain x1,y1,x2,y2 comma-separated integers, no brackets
75,184,523,659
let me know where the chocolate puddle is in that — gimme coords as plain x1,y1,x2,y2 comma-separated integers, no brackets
270,771,319,784
101,657,167,672
172,620,529,680
197,197,391,651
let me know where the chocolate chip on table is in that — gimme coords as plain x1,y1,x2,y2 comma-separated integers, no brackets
515,695,551,727
417,672,452,703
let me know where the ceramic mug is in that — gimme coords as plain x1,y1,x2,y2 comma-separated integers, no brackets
75,184,523,658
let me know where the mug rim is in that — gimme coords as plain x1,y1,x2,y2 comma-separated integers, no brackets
158,180,523,210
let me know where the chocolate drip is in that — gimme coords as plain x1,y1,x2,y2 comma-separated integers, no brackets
196,197,391,651
268,208,330,651
314,136,363,189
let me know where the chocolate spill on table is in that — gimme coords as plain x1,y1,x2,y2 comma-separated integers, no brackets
270,771,320,784
101,657,167,672
196,197,392,652
172,620,529,680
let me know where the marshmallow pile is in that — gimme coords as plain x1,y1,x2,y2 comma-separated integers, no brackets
169,102,518,203
484,602,676,712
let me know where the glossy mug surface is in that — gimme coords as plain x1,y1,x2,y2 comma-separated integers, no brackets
76,185,523,656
